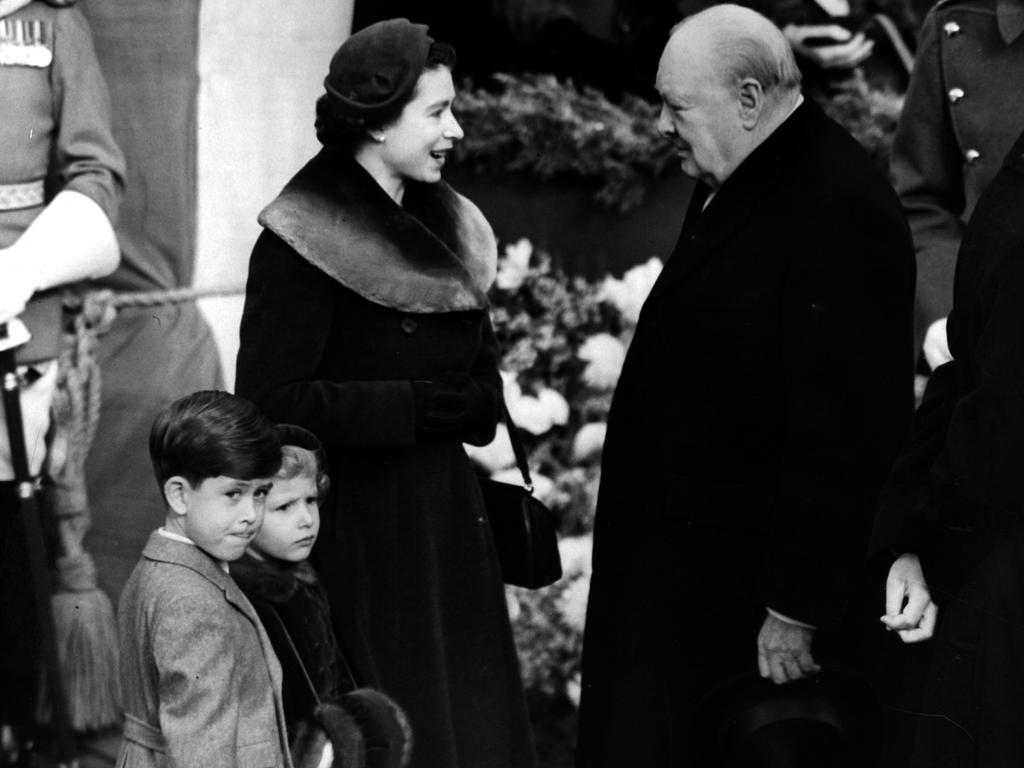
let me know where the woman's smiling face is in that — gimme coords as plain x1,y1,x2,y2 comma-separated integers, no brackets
375,66,464,186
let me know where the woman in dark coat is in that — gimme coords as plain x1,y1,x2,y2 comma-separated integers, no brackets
874,127,1024,766
235,19,535,768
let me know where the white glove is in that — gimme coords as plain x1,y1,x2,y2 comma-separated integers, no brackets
0,248,40,325
923,317,952,370
0,190,119,324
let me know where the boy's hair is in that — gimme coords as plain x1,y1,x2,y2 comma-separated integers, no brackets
275,424,330,501
149,390,282,492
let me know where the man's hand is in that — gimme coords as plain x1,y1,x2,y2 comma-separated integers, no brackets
783,24,875,70
923,317,953,370
880,553,938,643
757,612,820,685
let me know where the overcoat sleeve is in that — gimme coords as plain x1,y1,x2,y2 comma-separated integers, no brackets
756,186,916,627
890,8,964,339
49,7,125,222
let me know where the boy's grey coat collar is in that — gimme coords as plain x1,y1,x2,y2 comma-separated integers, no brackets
141,532,258,626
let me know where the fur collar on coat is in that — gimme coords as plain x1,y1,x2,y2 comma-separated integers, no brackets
258,148,497,313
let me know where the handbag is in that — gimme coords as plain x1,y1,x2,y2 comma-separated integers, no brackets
478,400,562,589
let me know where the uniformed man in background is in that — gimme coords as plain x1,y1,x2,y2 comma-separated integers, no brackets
0,0,124,762
891,0,1024,368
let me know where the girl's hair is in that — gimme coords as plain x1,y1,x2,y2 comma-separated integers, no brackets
277,444,331,501
314,41,457,153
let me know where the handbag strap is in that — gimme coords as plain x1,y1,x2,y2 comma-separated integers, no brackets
265,605,322,708
498,398,534,491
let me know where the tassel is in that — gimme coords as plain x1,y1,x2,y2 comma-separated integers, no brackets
37,552,121,731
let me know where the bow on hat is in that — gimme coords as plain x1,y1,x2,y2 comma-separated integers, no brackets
324,18,433,122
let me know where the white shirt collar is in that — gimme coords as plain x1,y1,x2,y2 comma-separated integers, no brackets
157,527,230,574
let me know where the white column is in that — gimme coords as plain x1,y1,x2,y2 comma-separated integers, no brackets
195,0,353,389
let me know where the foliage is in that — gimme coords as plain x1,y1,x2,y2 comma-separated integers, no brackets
453,73,904,215
454,74,678,212
820,74,905,170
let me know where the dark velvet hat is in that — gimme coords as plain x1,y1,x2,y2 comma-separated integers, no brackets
275,423,327,474
323,18,433,123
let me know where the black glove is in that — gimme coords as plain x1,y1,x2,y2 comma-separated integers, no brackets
411,373,491,440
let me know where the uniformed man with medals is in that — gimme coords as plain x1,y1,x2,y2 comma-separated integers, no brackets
0,0,124,762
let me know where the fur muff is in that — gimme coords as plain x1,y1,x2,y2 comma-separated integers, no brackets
339,689,414,768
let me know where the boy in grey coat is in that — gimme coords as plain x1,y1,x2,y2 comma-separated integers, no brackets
116,390,292,768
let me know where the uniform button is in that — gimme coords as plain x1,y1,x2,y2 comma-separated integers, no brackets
943,20,961,36
948,87,965,103
965,148,981,164
400,318,418,334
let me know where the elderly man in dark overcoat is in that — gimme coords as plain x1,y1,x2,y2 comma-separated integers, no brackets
574,6,916,766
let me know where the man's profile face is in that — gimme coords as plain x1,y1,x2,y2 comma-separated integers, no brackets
655,36,744,189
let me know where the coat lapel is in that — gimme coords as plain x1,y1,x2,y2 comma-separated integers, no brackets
644,101,814,305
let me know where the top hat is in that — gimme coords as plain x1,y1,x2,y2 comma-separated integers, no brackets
693,665,882,768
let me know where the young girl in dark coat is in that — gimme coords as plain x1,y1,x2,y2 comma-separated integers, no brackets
233,425,411,768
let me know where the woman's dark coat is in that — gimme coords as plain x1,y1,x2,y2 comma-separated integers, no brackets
873,128,1024,767
235,150,535,768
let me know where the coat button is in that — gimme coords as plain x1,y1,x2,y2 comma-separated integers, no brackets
943,20,961,36
400,318,418,334
948,87,965,103
965,148,981,164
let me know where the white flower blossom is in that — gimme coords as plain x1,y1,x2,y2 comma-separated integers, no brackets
577,333,626,390
505,589,522,622
598,256,663,324
507,384,570,436
495,238,533,291
463,423,516,474
557,534,593,577
537,387,570,426
557,573,591,634
572,422,607,462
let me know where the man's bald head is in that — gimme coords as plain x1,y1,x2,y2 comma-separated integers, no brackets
654,4,802,188
667,5,801,106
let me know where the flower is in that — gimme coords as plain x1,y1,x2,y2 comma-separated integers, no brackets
506,382,570,436
598,257,663,324
572,422,607,462
577,333,627,390
557,573,591,634
557,534,593,578
495,238,533,291
506,590,522,622
463,423,516,474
